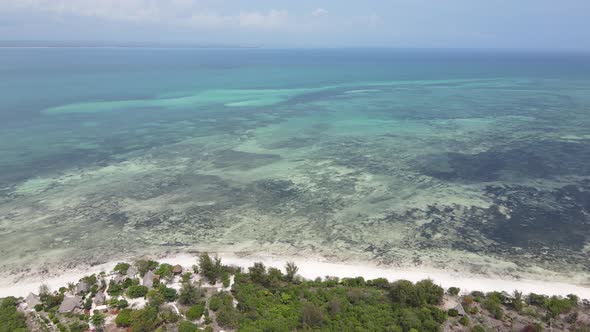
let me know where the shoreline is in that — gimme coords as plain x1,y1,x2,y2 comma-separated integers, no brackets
1,252,589,299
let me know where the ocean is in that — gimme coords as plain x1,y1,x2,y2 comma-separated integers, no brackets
1,48,589,281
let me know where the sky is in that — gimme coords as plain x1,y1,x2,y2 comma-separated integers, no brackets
0,0,589,49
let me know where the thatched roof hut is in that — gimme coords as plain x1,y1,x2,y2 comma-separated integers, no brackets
126,266,138,278
58,296,82,313
25,293,41,308
94,291,106,306
172,265,183,275
113,273,126,284
76,281,89,295
143,270,156,288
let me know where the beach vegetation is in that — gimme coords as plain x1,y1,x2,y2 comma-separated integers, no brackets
178,282,203,306
459,315,470,326
18,259,590,332
155,263,174,279
81,274,97,286
199,253,223,284
510,290,524,312
68,321,89,332
113,262,131,274
390,279,444,307
130,306,159,331
186,303,205,320
0,297,27,332
91,312,105,331
40,291,64,311
221,271,231,287
178,320,199,332
135,260,159,277
115,308,133,327
285,261,298,282
471,325,487,332
83,297,92,310
447,287,460,296
158,284,178,302
544,295,577,317
181,272,192,283
127,285,149,298
147,289,166,307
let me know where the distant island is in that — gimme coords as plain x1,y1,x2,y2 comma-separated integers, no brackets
2,253,589,332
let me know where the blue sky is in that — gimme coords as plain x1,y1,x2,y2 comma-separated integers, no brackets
1,0,589,49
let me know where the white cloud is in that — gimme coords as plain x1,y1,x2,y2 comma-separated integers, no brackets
239,10,288,28
311,8,327,17
1,0,290,30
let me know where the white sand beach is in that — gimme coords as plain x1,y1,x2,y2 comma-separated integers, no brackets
1,252,589,299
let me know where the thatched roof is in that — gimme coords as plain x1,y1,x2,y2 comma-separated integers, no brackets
454,303,466,316
58,296,82,313
94,291,106,306
172,265,183,274
143,270,156,288
126,266,138,278
26,293,41,308
113,273,126,284
76,281,89,294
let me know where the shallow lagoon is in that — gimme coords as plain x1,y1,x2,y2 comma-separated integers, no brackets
1,48,589,283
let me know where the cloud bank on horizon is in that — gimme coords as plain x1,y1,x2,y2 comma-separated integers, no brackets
1,0,589,49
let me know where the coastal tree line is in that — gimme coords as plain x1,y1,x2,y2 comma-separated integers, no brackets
1,253,588,331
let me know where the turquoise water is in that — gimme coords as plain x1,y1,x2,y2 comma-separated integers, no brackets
1,48,590,279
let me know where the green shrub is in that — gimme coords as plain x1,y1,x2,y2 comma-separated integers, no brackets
68,321,89,332
448,308,459,317
248,262,267,285
117,299,129,309
301,303,325,328
178,321,198,332
209,296,222,311
544,295,576,317
181,273,192,283
115,309,132,327
459,316,469,326
83,297,92,310
221,272,231,288
199,253,222,284
484,295,504,320
447,287,460,296
186,303,205,320
155,263,174,279
147,289,165,307
91,312,105,329
0,297,27,332
135,260,159,277
127,285,149,298
367,278,390,289
178,283,202,306
390,279,444,307
130,307,158,331
114,263,131,274
527,293,548,306
471,325,486,332
107,280,123,296
216,305,240,329
158,284,178,302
